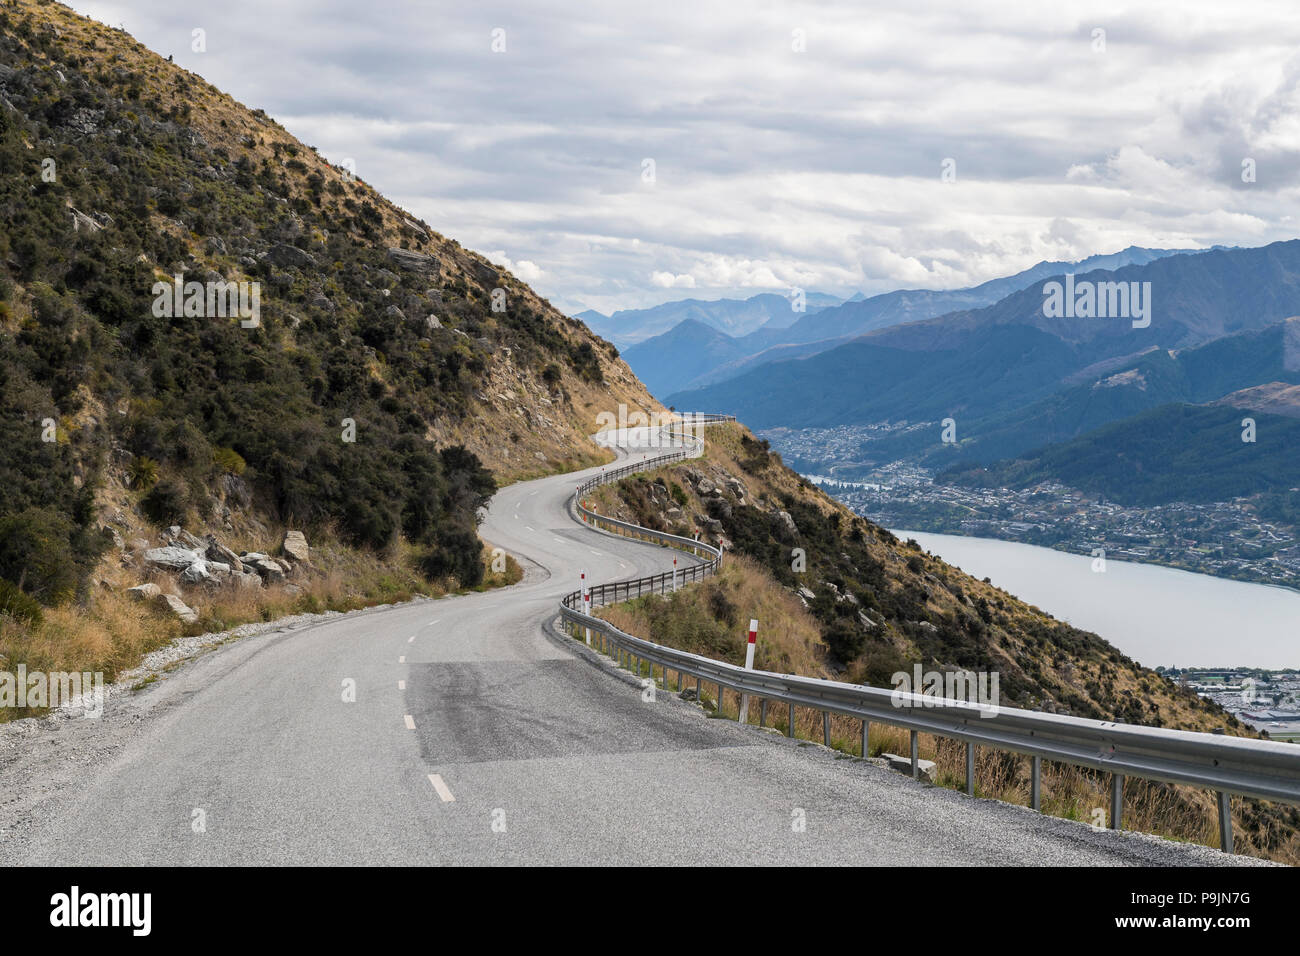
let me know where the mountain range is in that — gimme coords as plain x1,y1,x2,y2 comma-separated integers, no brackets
657,240,1300,528
575,290,847,349
620,246,1199,396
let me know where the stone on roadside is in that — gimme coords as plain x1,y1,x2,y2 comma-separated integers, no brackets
144,546,203,570
205,537,244,573
879,753,937,783
280,530,310,564
127,582,162,602
153,592,198,624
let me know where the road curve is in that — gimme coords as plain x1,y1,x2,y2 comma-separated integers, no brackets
0,428,1253,866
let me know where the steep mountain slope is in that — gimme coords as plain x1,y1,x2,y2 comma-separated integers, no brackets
0,2,656,625
668,241,1300,428
589,424,1241,724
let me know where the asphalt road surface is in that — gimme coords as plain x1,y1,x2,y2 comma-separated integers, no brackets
0,428,1254,866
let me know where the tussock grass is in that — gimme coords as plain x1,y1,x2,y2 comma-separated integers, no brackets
0,535,524,722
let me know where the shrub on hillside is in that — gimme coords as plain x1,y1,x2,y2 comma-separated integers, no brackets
0,577,44,626
0,507,101,606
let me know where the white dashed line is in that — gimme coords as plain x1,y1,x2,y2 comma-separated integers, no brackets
398,680,406,690
408,634,415,643
399,655,406,664
428,774,455,802
404,715,416,730
525,526,535,532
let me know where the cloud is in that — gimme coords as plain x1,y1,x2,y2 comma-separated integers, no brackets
487,251,544,282
65,0,1300,312
651,271,696,289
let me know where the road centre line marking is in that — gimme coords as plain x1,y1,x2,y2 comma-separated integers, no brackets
428,774,455,802
398,680,406,690
404,715,416,730
399,655,406,663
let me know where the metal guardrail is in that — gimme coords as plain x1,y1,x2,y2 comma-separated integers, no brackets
558,413,1300,855
565,414,728,600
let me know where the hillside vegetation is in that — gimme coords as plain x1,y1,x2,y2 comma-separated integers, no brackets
0,1,653,695
942,404,1300,513
589,423,1300,862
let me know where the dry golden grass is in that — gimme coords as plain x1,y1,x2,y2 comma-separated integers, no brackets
0,534,529,722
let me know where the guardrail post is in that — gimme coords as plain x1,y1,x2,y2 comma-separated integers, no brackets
965,742,975,797
1218,792,1233,854
910,731,919,779
760,699,768,728
787,702,794,738
677,670,683,692
738,620,757,724
861,719,870,758
1110,774,1124,830
1031,756,1041,811
823,712,831,747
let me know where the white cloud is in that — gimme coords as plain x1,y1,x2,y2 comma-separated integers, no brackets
651,272,696,289
486,251,544,282
65,0,1300,312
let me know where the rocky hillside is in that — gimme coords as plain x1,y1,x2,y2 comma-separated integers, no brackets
588,422,1300,861
0,0,657,618
590,424,1241,728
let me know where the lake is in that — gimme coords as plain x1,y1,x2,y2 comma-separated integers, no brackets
893,530,1300,669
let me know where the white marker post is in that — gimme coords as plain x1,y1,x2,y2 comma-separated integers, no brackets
581,570,591,645
738,619,758,723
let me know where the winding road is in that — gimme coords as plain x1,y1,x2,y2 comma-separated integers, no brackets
0,428,1249,866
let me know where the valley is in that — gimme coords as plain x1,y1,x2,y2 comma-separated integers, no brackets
773,423,1300,591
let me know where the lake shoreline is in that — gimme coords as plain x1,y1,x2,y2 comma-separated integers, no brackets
891,528,1300,670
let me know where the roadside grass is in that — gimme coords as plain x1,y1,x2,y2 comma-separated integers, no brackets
0,536,523,723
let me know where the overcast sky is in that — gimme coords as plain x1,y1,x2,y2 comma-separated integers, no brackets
67,0,1300,315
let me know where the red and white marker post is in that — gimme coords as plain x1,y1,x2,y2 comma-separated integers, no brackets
738,618,758,723
672,557,678,593
581,570,591,645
